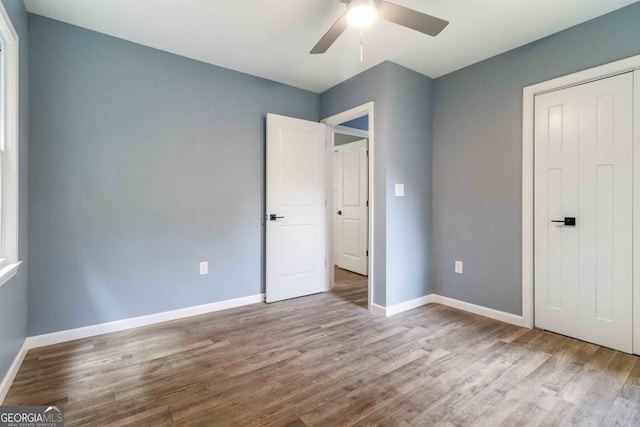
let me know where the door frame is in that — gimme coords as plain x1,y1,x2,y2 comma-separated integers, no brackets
322,102,374,312
522,55,640,350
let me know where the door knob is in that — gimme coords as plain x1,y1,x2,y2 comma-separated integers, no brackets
337,210,342,215
551,217,576,226
269,214,285,221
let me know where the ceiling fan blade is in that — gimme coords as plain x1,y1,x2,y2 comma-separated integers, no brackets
310,13,349,54
377,1,448,37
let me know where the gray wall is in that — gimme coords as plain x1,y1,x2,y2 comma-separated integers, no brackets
0,0,29,382
28,15,319,335
321,61,434,306
386,64,433,306
433,2,640,315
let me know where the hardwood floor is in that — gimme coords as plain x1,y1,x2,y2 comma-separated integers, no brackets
5,280,640,426
333,267,368,309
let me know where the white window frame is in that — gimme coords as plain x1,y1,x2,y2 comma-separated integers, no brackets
0,2,21,288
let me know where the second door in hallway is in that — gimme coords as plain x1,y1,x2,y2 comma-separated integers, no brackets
334,139,368,276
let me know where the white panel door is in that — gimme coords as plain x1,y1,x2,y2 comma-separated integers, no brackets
534,73,633,353
534,84,581,340
334,139,368,276
266,114,327,303
333,152,340,263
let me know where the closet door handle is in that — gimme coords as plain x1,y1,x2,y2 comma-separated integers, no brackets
551,217,576,226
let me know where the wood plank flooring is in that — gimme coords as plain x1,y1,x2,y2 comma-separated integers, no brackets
4,271,640,426
332,267,368,309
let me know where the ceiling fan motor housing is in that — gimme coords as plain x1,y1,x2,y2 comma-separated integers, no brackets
346,0,380,10
346,0,379,28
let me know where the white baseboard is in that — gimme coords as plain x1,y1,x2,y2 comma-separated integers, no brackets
3,291,526,403
372,293,527,328
385,295,436,317
27,293,264,349
0,339,28,404
2,294,264,402
430,294,528,327
21,292,526,348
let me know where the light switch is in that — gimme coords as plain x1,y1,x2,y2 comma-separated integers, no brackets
395,184,405,197
200,262,208,275
455,261,463,274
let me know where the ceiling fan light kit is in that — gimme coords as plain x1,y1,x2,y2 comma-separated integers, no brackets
346,0,378,28
310,0,449,55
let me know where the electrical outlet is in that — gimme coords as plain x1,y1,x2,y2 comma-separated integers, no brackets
455,261,463,274
200,261,208,275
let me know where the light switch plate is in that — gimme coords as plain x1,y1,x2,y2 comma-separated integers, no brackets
200,261,208,275
455,261,463,274
395,184,405,197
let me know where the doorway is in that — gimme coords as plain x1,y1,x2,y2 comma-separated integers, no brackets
331,120,369,309
322,102,375,312
265,103,375,311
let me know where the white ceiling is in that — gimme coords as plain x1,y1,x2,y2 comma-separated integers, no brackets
24,0,638,93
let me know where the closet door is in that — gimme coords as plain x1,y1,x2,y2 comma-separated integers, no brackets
535,72,633,353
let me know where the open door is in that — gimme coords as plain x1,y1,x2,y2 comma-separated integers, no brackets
266,114,327,303
334,139,368,276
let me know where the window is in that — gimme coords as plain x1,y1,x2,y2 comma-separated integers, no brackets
0,2,20,287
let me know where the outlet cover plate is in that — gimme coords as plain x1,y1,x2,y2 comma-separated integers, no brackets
455,261,463,274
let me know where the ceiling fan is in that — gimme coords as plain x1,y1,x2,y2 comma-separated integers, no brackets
310,0,449,54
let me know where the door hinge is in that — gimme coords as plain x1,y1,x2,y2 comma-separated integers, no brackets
366,201,369,207
366,250,369,256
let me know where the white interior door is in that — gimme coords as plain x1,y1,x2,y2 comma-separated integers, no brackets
534,72,633,353
333,152,340,263
334,139,368,276
266,114,327,303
